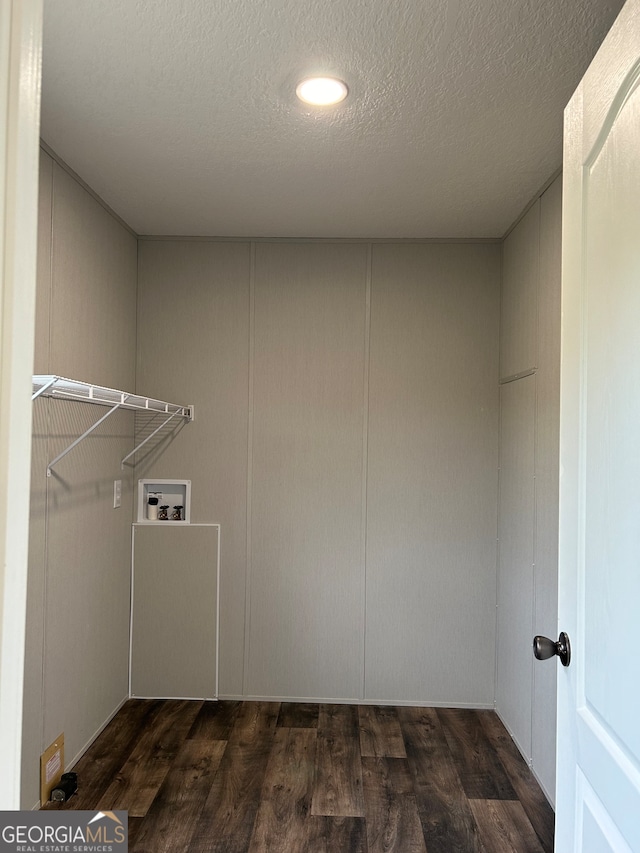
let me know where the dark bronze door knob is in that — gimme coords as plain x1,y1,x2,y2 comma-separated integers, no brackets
533,632,571,667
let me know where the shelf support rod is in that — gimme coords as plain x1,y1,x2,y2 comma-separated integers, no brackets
120,409,182,469
47,402,124,477
32,376,58,401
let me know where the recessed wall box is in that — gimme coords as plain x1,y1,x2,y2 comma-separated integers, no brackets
138,479,191,523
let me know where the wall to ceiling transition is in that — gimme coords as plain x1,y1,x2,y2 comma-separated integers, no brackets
496,175,562,804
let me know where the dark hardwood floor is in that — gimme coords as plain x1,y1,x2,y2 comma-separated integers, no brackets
49,699,554,852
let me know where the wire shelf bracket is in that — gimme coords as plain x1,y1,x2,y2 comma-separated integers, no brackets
32,375,194,477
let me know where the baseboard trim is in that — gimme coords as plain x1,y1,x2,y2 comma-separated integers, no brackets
129,694,217,701
65,695,130,773
218,694,494,709
494,706,556,809
530,764,556,809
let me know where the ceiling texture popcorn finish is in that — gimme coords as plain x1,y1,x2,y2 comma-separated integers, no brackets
41,0,624,238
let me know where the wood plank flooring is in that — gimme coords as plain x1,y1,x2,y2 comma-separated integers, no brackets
49,700,554,852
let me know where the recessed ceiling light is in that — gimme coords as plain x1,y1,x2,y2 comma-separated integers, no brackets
296,77,349,106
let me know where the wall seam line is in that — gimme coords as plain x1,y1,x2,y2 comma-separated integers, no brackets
529,200,542,763
494,239,504,712
129,235,141,698
360,244,372,702
531,372,540,767
242,242,256,696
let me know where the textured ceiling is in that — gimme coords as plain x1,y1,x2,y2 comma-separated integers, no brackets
41,0,625,238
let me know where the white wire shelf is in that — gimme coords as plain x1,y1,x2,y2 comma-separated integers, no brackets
32,375,194,476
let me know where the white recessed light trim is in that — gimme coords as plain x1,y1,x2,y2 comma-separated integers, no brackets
296,77,349,106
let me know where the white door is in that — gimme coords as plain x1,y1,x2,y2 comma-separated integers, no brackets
556,0,640,849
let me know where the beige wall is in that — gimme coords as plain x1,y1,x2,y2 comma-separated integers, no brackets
22,150,137,808
366,244,500,704
249,243,368,699
137,238,501,705
496,175,562,804
136,240,251,696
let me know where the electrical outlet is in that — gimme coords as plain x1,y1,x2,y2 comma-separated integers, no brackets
113,479,122,508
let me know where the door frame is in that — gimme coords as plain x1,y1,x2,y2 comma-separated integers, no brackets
0,0,43,808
